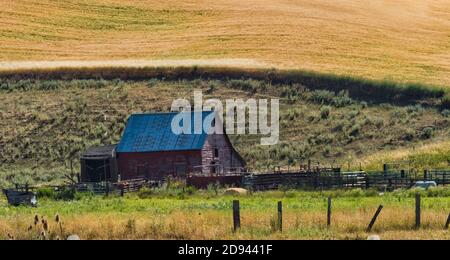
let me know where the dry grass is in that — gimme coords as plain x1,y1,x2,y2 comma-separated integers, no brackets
361,140,450,171
1,196,449,240
1,0,450,86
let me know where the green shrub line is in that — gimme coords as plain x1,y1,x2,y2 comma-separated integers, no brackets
0,66,446,103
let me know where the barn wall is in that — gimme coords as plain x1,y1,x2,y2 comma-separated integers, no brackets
117,150,202,181
201,134,244,174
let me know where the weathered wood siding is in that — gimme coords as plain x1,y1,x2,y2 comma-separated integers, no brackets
201,134,244,174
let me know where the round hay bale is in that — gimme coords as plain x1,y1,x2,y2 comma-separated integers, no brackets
367,235,381,240
67,234,80,240
224,188,248,195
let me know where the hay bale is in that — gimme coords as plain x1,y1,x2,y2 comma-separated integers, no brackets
67,234,80,240
224,188,248,195
367,235,381,240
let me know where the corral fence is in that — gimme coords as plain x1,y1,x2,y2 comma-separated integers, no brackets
5,169,450,200
72,178,162,195
243,169,450,191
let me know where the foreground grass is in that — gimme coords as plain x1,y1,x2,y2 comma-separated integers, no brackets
0,189,449,240
1,0,450,86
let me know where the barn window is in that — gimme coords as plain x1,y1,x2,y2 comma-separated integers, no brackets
214,148,219,158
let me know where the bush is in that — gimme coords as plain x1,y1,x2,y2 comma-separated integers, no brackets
227,79,260,93
320,106,331,119
54,187,79,201
406,104,424,114
349,124,361,137
441,93,450,109
137,187,154,198
441,109,450,117
420,127,434,139
36,186,79,201
184,186,197,195
332,90,354,107
310,90,335,104
402,129,416,141
36,187,56,199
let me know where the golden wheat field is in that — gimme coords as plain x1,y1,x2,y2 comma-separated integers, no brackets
1,0,450,86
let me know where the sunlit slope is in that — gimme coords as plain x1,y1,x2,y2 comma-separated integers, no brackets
1,0,450,86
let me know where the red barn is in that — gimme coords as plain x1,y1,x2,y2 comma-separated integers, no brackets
116,111,245,181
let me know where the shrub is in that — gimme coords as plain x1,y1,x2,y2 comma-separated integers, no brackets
184,186,197,195
420,127,434,139
332,121,345,132
36,187,56,199
147,78,159,87
441,109,450,117
349,124,361,137
36,187,79,201
205,80,220,94
320,106,331,119
332,90,354,107
54,187,79,201
402,129,415,141
441,93,450,109
137,187,154,198
373,117,384,128
406,104,424,114
310,90,335,104
227,79,260,93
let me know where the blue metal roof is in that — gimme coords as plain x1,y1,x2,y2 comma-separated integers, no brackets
116,111,215,153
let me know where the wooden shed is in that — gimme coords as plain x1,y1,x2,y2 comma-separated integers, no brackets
80,145,118,183
116,111,245,181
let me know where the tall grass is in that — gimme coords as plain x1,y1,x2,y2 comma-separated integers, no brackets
1,189,449,240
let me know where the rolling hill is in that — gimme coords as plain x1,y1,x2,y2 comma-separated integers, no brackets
1,0,450,86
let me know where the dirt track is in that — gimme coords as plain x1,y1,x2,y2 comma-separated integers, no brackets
0,59,269,71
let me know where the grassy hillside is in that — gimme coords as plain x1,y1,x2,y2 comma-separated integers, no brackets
1,0,450,86
1,78,450,186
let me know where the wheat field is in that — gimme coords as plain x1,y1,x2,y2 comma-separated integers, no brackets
1,0,450,86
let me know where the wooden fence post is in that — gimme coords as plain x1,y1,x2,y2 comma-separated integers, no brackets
445,213,450,230
105,182,110,197
415,194,421,229
327,197,332,227
233,200,240,232
278,201,282,232
120,186,125,197
367,205,383,232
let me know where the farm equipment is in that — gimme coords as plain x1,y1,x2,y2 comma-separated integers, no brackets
2,185,37,207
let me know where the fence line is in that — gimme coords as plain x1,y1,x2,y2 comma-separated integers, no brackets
243,169,450,191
